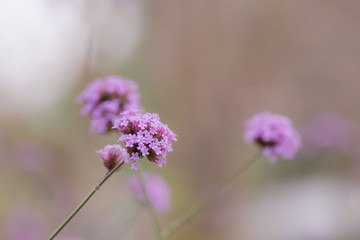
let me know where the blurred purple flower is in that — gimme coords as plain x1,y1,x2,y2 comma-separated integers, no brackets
76,76,141,134
244,112,301,163
113,111,177,170
299,113,351,158
13,140,54,173
96,144,128,171
127,173,171,213
6,209,48,240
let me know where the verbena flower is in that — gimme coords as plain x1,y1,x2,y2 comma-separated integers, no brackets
300,113,351,158
244,112,301,163
13,141,54,173
96,145,128,171
6,209,47,240
76,76,140,134
113,111,177,170
127,173,171,213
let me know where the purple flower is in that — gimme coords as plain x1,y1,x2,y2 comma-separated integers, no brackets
244,112,301,163
13,140,54,173
76,76,141,133
6,209,48,240
299,113,351,158
127,173,171,213
96,145,128,171
113,111,177,170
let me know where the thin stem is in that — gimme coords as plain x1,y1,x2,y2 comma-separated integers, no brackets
49,160,125,240
136,167,163,240
162,151,262,239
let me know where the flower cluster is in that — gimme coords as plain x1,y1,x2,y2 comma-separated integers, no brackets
300,113,350,158
244,112,301,163
6,209,47,240
113,111,177,170
76,76,140,133
96,144,128,171
127,173,171,213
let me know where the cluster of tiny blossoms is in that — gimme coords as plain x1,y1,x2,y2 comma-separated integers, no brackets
113,111,177,170
77,77,300,170
244,112,301,163
96,145,128,171
76,76,140,133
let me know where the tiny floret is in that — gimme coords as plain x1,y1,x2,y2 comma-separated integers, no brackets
76,76,141,134
96,145,127,171
127,173,171,213
244,112,301,163
113,111,177,170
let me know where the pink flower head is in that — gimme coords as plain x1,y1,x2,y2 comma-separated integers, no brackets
76,76,141,134
6,209,47,240
13,140,54,173
96,145,128,171
127,173,171,213
113,111,177,170
244,112,301,163
300,113,351,158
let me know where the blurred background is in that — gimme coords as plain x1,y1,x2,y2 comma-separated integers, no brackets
1,0,360,239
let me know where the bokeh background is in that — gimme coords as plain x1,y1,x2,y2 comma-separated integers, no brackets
1,0,360,239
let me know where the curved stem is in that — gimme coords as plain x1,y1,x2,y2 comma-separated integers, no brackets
49,160,125,240
162,151,262,239
136,167,163,240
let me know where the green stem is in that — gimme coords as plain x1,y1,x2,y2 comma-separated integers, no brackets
136,167,163,240
49,160,126,240
162,151,262,239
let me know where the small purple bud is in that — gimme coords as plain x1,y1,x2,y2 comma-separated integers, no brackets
96,145,128,171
